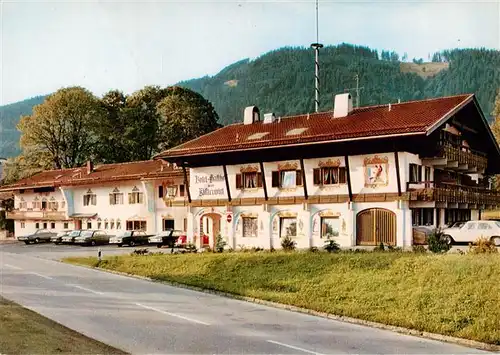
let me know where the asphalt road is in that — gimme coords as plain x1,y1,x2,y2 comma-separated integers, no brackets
0,243,490,354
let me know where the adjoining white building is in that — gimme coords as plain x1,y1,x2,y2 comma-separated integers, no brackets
155,93,500,250
0,160,188,237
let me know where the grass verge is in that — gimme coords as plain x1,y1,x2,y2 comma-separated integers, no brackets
0,296,127,354
64,251,500,345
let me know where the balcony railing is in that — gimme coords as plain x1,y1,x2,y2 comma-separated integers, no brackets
407,181,500,206
436,144,488,171
6,209,67,221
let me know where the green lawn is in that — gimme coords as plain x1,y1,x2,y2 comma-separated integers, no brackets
65,251,500,345
0,296,127,354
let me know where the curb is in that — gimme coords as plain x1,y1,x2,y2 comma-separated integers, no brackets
66,262,500,353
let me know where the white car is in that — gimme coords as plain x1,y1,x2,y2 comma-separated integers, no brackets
442,220,500,246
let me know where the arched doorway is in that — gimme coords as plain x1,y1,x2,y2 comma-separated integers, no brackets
356,208,396,246
200,213,221,248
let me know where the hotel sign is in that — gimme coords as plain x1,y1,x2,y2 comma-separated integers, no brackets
190,168,227,199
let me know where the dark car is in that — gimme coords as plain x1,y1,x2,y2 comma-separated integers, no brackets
148,230,185,248
61,230,84,244
50,230,71,244
18,229,57,244
109,230,153,247
74,230,111,246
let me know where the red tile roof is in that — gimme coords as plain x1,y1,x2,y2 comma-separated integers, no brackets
0,160,183,192
156,94,474,159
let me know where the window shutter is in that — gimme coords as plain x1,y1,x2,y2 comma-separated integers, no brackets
92,195,97,206
296,170,303,186
128,193,133,204
109,194,114,205
271,171,279,188
179,184,185,196
339,167,347,184
236,174,242,189
313,168,321,185
158,185,163,198
257,172,263,187
418,165,422,182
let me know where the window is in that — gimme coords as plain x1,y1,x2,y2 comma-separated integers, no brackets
183,218,187,232
32,199,41,210
242,217,258,238
163,219,175,231
87,222,92,229
179,185,185,197
83,190,97,206
104,221,109,229
63,222,69,229
128,187,144,204
110,220,115,229
158,185,164,198
19,199,27,209
313,167,346,185
97,219,102,229
280,217,297,238
236,172,263,189
20,222,25,228
272,170,302,189
41,199,47,210
478,223,492,230
409,164,422,183
321,217,340,238
411,208,434,226
51,222,56,229
35,222,40,229
116,220,121,230
61,201,66,209
109,189,124,205
43,222,47,229
127,220,147,231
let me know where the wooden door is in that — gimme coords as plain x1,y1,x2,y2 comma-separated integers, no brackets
356,209,396,246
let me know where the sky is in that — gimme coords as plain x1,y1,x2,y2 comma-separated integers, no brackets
1,0,499,105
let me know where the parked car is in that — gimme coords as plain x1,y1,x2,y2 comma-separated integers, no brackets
148,230,185,248
61,230,84,244
50,230,71,244
17,229,57,244
109,230,153,247
74,230,111,246
442,220,500,245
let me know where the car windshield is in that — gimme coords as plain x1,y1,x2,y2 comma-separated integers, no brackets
117,231,133,237
81,231,94,238
452,222,465,228
69,230,81,237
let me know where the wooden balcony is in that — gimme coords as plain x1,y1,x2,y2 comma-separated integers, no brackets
407,182,500,209
6,209,67,221
422,144,487,173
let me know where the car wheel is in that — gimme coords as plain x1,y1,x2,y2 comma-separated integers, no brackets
129,241,135,247
117,244,122,247
90,240,96,247
35,238,40,244
442,234,453,245
24,241,30,245
490,236,500,247
157,244,162,248
54,242,60,245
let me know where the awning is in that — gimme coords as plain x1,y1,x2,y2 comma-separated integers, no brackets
69,213,97,219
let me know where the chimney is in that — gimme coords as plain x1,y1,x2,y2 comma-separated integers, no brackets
263,112,276,124
333,93,353,118
86,160,94,175
244,106,260,125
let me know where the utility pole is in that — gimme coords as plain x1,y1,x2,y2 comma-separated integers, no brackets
344,74,364,108
310,0,323,113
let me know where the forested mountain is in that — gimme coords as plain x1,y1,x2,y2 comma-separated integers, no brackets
1,44,498,158
0,96,46,158
179,45,499,125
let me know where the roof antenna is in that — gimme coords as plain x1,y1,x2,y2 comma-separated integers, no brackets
398,98,401,104
388,103,392,112
311,0,323,113
307,113,310,120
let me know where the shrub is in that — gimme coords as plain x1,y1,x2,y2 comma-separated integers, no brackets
308,246,320,253
469,237,498,254
281,235,296,251
412,245,427,254
373,242,385,252
215,234,227,253
323,236,340,253
131,248,149,256
427,228,451,253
